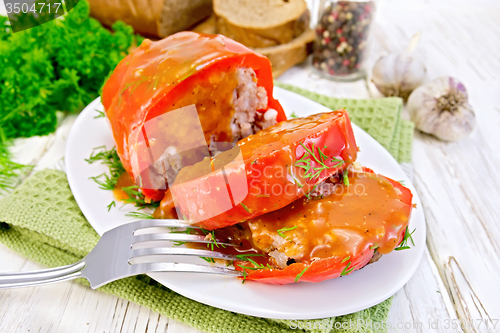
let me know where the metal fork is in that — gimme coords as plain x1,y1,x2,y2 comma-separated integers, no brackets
0,219,242,289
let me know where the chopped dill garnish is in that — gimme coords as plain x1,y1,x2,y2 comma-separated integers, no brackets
343,170,350,187
370,244,379,250
86,146,125,190
290,112,297,118
200,257,215,263
237,264,261,271
94,110,105,118
295,266,308,282
240,202,251,213
395,226,416,251
277,225,297,239
206,230,226,251
241,269,247,284
236,254,264,260
235,254,270,270
294,142,345,181
341,255,350,263
340,261,354,276
125,211,154,219
0,141,33,193
304,184,318,200
255,194,270,198
86,145,159,212
107,201,116,212
397,180,406,186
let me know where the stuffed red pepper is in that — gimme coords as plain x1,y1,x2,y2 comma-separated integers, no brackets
102,32,286,201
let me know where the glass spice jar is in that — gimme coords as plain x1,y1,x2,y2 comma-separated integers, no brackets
312,0,376,81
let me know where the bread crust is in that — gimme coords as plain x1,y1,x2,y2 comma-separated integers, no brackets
87,0,164,36
87,0,213,37
213,0,307,30
253,29,315,77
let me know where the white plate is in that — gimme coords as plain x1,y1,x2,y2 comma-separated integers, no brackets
66,86,425,320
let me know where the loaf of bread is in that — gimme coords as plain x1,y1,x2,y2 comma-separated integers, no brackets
254,28,315,77
213,0,309,48
87,0,213,37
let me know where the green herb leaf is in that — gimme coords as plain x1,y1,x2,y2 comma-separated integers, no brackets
295,266,308,282
343,170,350,187
395,226,416,251
94,110,105,118
277,225,297,239
340,261,354,276
200,257,215,263
240,203,251,213
107,201,116,212
125,211,154,219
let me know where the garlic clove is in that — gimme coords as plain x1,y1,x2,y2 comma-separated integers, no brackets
372,53,427,101
407,77,476,142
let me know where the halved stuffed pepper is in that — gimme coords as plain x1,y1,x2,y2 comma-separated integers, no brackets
216,166,414,284
165,110,358,230
102,32,286,202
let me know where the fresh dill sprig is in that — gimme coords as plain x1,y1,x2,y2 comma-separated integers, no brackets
168,227,197,247
343,169,350,187
86,146,125,190
304,184,318,200
236,254,264,260
206,230,226,251
0,141,33,193
294,142,345,181
125,211,154,219
277,225,297,239
241,268,247,284
397,180,406,186
341,255,350,263
290,112,297,118
107,201,116,212
86,145,159,213
295,266,308,282
235,254,273,271
340,261,354,276
240,203,251,213
395,226,416,251
200,257,215,263
94,109,105,118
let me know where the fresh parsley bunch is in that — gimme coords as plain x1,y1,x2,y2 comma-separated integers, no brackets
0,0,140,139
0,0,141,191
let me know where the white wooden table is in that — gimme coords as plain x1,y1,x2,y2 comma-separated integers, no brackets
1,0,500,332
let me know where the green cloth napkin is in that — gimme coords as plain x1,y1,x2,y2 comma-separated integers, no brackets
275,82,414,163
0,86,413,333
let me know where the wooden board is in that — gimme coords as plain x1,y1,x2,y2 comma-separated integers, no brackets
1,0,500,332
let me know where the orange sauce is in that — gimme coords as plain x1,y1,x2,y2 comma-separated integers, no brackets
113,172,136,201
198,171,410,268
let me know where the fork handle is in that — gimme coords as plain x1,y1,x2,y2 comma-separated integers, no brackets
0,261,86,289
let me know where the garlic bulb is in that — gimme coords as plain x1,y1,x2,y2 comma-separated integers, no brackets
407,77,476,141
372,33,427,101
372,53,427,101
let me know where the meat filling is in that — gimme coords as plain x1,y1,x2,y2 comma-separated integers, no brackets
209,168,410,270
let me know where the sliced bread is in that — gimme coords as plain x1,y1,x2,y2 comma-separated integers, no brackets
253,28,315,77
213,0,309,48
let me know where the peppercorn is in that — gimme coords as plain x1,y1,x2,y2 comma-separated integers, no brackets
313,1,375,79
